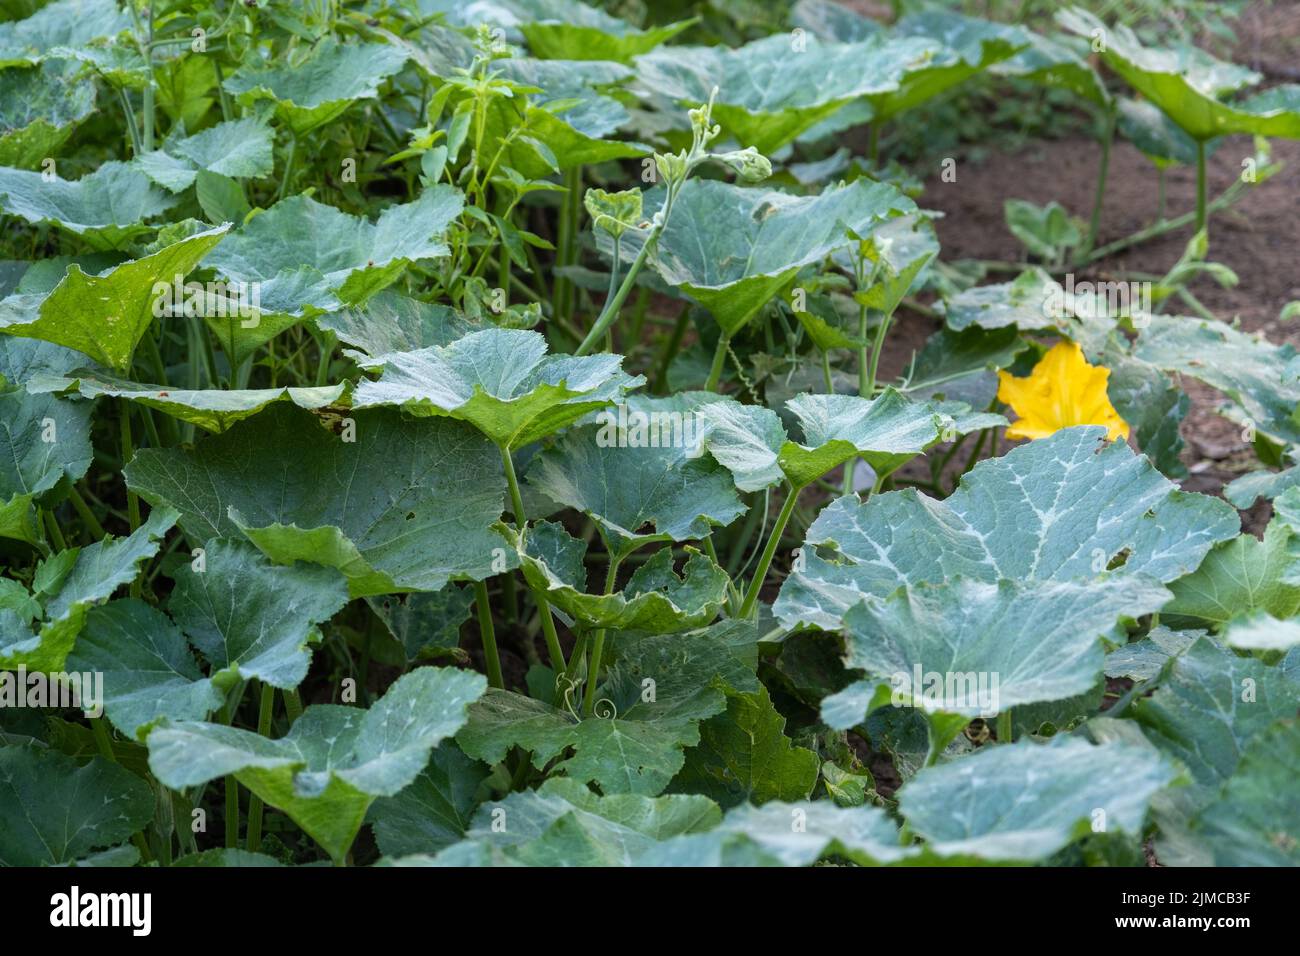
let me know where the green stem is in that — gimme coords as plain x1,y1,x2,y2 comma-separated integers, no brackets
314,330,335,386
220,681,246,850
474,580,504,689
555,167,581,326
499,445,566,673
654,305,690,394
821,350,834,393
119,406,140,533
704,333,730,392
739,483,800,618
576,181,681,357
1084,176,1243,265
582,552,624,716
42,509,67,551
866,309,893,396
996,708,1013,745
576,227,658,356
115,86,143,155
120,404,141,605
923,721,945,768
603,238,621,351
139,329,179,445
68,485,108,540
857,301,870,398
245,683,275,853
283,689,304,726
1085,105,1115,254
92,719,153,863
277,132,298,202
141,0,155,151
1195,139,1208,234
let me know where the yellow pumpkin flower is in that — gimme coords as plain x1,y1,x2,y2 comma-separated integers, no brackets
996,340,1129,442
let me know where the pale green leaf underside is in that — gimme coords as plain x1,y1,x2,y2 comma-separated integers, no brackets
38,368,346,433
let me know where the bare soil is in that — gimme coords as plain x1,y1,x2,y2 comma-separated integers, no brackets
882,0,1300,529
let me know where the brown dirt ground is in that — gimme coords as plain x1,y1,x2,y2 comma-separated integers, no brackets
878,0,1300,531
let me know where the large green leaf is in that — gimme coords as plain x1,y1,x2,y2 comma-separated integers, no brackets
527,393,746,546
1194,718,1300,866
778,390,956,487
894,13,1106,107
135,117,275,192
223,38,408,135
0,334,89,390
124,404,511,597
1103,347,1190,478
633,178,915,336
670,684,820,809
1120,636,1300,865
0,160,177,249
0,0,130,68
1164,511,1300,627
1059,7,1300,141
458,626,758,795
869,14,1024,123
1,506,177,670
0,746,152,866
1222,610,1300,653
898,736,1176,863
0,388,92,544
482,58,645,174
0,58,96,168
777,426,1237,629
1117,95,1200,167
633,34,936,153
147,666,487,863
1129,637,1298,796
831,576,1168,728
203,188,463,316
367,744,492,859
412,777,719,866
353,328,641,448
433,0,690,62
517,521,729,633
0,225,229,371
68,598,225,740
367,585,475,664
843,213,940,316
1134,314,1300,447
167,538,349,689
695,390,965,492
316,291,480,365
34,369,346,433
637,799,912,867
